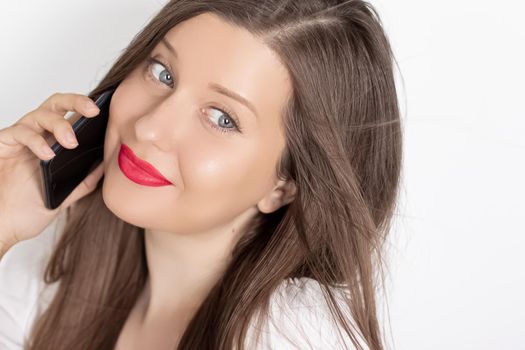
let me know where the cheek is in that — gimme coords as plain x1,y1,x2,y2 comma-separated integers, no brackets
179,137,279,209
102,82,141,166
180,140,255,194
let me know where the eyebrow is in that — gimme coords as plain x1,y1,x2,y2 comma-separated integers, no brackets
160,38,259,119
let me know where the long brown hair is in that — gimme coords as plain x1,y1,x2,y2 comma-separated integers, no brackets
27,0,403,349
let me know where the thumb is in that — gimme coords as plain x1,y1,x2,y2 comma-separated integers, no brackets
60,162,105,209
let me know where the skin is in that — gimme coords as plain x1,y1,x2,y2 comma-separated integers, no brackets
102,13,296,348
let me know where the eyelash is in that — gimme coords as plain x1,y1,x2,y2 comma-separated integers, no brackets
144,56,243,134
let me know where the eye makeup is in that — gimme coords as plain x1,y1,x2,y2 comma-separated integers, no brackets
143,55,244,135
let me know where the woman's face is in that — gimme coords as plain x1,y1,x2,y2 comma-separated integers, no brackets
101,12,292,234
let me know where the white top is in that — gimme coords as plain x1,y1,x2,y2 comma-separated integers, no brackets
0,225,368,350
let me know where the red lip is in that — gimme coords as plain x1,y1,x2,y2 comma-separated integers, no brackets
118,143,173,187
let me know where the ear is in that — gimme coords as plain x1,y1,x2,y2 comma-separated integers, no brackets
257,179,297,214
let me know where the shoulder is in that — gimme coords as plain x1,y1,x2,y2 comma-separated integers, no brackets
245,277,369,350
0,222,60,349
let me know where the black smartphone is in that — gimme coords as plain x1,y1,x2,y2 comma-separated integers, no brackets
40,87,116,210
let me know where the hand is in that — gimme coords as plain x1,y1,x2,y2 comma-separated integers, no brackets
0,92,105,249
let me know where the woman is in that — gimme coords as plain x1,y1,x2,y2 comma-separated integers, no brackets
0,0,402,349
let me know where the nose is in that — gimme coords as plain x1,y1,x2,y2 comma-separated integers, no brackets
134,92,190,151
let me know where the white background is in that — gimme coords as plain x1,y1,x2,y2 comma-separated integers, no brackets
1,1,524,349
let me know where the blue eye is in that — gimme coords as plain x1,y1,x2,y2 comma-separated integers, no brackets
205,107,241,134
145,56,243,134
147,58,174,87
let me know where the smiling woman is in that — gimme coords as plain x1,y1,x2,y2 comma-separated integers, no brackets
0,0,402,349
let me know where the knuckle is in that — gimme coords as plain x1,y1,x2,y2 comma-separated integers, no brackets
50,92,63,100
12,126,29,141
23,109,37,119
43,93,60,106
44,92,64,111
21,111,44,131
11,123,25,132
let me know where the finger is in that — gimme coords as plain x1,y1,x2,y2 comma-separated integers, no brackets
38,92,100,118
18,109,80,149
0,123,55,160
14,93,100,146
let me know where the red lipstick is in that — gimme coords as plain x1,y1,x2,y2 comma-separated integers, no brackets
118,143,173,186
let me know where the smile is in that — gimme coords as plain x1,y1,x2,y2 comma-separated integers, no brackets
117,143,173,187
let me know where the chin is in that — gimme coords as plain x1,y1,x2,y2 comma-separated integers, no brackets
100,162,163,230
101,181,143,228
101,154,134,225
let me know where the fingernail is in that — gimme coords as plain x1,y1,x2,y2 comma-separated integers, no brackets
85,100,99,112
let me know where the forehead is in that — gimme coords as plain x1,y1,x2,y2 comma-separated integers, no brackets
157,12,292,126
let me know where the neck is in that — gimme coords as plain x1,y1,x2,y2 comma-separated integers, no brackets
137,207,258,324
